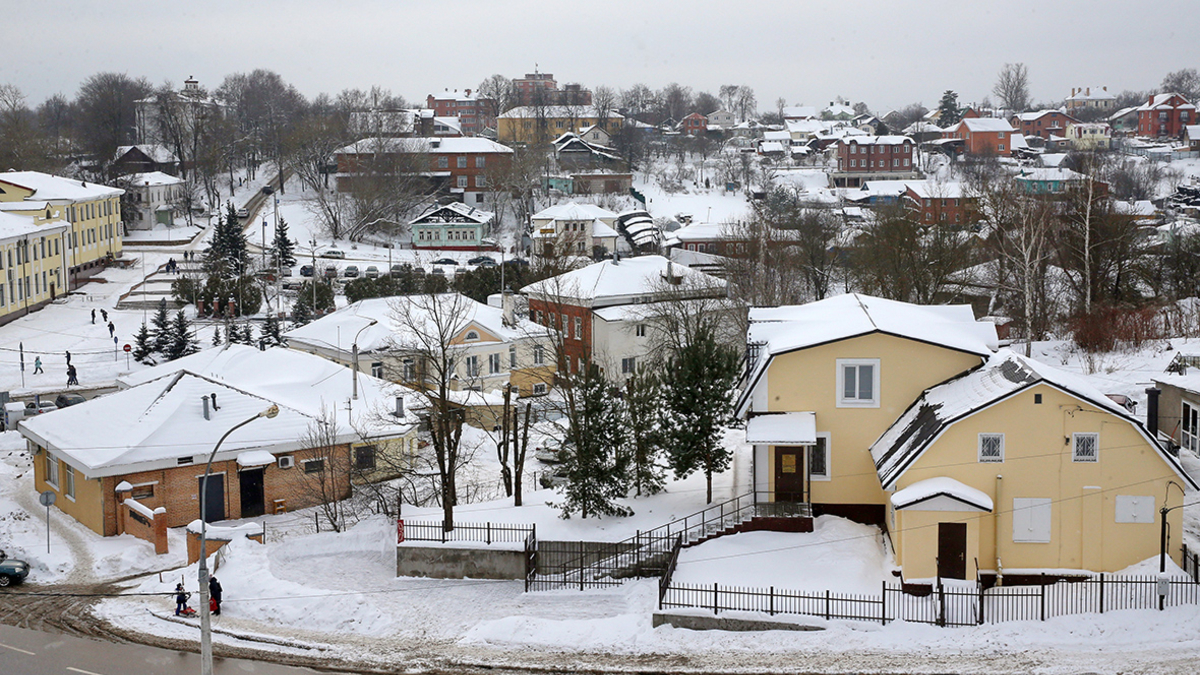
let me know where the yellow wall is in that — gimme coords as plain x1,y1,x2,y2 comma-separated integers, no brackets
31,444,106,536
0,183,123,272
498,115,620,144
893,383,1186,577
763,333,983,505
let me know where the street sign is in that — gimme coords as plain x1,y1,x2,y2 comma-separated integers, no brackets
123,344,132,353
38,490,55,507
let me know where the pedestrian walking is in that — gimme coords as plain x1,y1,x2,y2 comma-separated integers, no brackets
101,309,108,322
33,356,42,374
66,364,78,386
208,575,222,616
64,350,71,366
91,309,96,324
108,321,115,338
175,584,188,616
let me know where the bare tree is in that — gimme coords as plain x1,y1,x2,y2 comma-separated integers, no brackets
993,63,1031,112
75,72,153,176
294,407,354,532
734,86,758,122
1161,68,1200,101
477,74,516,114
850,199,976,304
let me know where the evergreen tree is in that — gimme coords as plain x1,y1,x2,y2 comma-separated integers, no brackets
558,365,632,519
936,90,963,128
292,300,312,325
661,324,740,504
166,311,199,361
132,322,155,365
270,217,297,269
625,368,666,497
241,322,255,345
262,314,284,346
211,324,222,346
149,299,173,355
205,203,250,277
293,280,335,318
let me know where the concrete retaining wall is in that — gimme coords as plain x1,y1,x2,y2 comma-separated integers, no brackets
397,544,527,580
652,612,824,632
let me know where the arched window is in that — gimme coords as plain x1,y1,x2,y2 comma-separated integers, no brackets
465,330,480,341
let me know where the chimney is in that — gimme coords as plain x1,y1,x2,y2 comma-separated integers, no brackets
1086,87,1091,96
1071,88,1076,97
210,393,219,411
1145,387,1160,438
501,289,516,327
202,395,210,421
394,396,404,417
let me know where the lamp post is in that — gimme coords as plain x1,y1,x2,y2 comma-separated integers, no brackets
1158,481,1187,611
198,403,279,675
352,319,379,400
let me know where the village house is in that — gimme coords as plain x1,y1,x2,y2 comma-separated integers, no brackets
735,294,1196,584
0,208,70,323
706,109,736,130
512,72,591,107
529,202,621,258
1138,93,1195,139
497,106,622,144
334,136,513,208
1109,106,1140,135
680,112,708,135
520,255,726,381
111,145,180,176
0,171,124,287
20,345,419,542
831,136,918,188
902,181,975,227
1010,110,1078,141
943,118,1018,156
121,171,184,230
409,201,495,251
1151,352,1200,453
1184,125,1200,152
1065,86,1117,113
284,294,555,397
1065,122,1112,151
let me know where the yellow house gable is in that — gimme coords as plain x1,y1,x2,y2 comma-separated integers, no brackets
451,321,503,345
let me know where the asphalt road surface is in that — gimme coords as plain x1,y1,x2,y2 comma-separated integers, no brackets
0,624,320,675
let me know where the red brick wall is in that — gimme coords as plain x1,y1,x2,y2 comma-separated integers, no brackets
527,299,591,372
1138,95,1194,138
1013,112,1077,140
837,141,913,172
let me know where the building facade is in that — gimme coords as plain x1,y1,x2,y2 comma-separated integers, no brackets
1138,93,1195,138
425,90,498,136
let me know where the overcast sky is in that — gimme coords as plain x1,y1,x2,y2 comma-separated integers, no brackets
6,0,1198,112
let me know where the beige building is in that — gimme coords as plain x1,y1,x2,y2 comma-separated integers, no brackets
497,106,624,144
1066,122,1112,151
0,208,70,324
737,294,1196,583
0,172,123,288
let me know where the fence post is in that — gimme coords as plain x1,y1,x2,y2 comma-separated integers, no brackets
1099,573,1104,614
487,522,491,545
977,581,984,625
825,589,831,620
1040,573,1046,622
881,580,887,625
579,541,584,591
315,512,320,533
937,581,945,627
714,582,719,616
769,586,774,616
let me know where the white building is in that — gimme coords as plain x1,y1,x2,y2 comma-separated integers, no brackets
529,203,621,258
122,172,184,230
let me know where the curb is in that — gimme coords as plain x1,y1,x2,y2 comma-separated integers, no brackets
147,609,327,651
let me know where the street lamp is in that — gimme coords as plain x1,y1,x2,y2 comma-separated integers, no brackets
352,319,379,400
198,403,279,675
1158,481,1187,611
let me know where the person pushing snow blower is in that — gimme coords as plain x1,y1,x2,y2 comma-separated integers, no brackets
174,583,197,617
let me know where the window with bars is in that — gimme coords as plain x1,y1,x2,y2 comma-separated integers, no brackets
1072,432,1099,462
979,433,1004,462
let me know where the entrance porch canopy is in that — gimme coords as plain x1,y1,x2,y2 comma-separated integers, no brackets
746,412,816,445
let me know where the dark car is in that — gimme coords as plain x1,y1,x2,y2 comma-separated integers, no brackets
389,264,408,278
468,255,496,266
503,258,530,268
0,550,30,586
431,258,458,266
55,393,86,409
344,265,360,278
300,264,314,277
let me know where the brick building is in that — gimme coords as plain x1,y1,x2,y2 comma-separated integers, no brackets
334,137,513,207
680,112,708,135
942,117,1017,156
1010,110,1078,140
832,135,918,188
20,345,418,538
1138,93,1196,139
513,72,591,107
902,181,976,227
425,90,498,136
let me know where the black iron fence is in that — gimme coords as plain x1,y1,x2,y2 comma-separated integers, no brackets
660,573,1200,627
1183,543,1200,583
401,520,535,545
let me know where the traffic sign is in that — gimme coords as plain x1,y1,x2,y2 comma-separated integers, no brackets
38,490,55,507
123,344,132,353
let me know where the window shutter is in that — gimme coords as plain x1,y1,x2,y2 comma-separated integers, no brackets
1012,498,1051,543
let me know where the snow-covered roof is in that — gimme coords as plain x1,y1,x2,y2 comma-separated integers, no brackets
0,171,124,202
125,171,183,187
1016,168,1084,182
891,477,993,512
531,202,617,222
1186,125,1200,138
1109,106,1139,121
737,294,997,418
824,104,855,117
904,121,943,134
410,201,494,225
786,119,829,135
283,294,545,355
950,118,1016,133
520,255,725,307
782,106,817,120
1137,93,1196,111
746,412,816,445
1065,87,1116,102
498,105,625,120
870,350,1198,490
759,141,786,154
840,135,911,146
334,136,513,156
1040,153,1068,167
1013,110,1072,122
762,130,791,142
904,181,967,200
114,144,179,165
0,211,68,240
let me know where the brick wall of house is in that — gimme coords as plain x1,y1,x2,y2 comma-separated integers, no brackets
1013,112,1077,140
527,299,591,373
837,141,914,172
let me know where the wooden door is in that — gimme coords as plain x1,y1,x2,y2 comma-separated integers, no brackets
774,447,804,502
198,475,225,523
239,468,265,518
937,522,967,580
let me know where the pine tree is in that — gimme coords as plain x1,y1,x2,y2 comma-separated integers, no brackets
166,311,199,361
271,217,297,269
132,323,155,365
292,300,312,325
558,365,632,519
661,324,740,504
211,325,222,346
205,203,250,277
936,90,962,128
149,299,173,355
625,368,666,497
262,314,283,346
241,322,255,346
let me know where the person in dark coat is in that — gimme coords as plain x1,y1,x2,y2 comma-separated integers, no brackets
175,584,189,615
91,309,96,324
208,576,222,615
101,309,108,322
66,364,78,386
64,350,71,366
108,321,115,338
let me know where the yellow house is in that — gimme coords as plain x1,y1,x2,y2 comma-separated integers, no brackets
0,208,70,324
0,172,124,288
735,294,1196,583
497,106,624,144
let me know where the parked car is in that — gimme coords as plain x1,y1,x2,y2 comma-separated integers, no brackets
503,258,530,268
344,265,360,278
25,400,57,415
299,264,314,277
55,393,86,409
468,255,497,266
364,265,380,279
431,258,458,266
0,550,30,586
534,438,565,464
323,265,338,279
323,249,346,259
236,207,249,218
279,266,293,277
389,264,408,278
430,267,445,276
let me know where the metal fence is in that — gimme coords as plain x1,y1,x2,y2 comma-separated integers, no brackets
401,520,535,545
1183,543,1200,583
660,573,1200,627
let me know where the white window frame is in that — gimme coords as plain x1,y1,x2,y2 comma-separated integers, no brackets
836,358,880,408
488,353,501,374
532,383,548,394
978,433,1004,463
810,433,831,481
1182,401,1198,452
465,355,480,378
533,345,545,366
621,357,636,375
1072,432,1099,463
64,465,75,500
45,452,59,488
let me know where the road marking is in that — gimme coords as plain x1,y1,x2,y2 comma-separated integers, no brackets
67,668,105,675
0,642,35,655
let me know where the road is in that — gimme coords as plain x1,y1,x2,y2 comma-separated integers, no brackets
0,624,319,675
